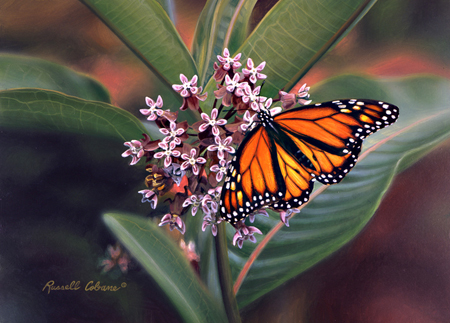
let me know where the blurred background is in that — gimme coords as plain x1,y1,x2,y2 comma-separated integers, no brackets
1,0,450,322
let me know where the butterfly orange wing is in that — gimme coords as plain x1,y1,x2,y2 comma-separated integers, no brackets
273,99,398,184
220,99,399,223
220,125,313,223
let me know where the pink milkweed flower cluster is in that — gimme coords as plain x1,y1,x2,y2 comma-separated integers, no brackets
100,243,131,274
122,48,311,248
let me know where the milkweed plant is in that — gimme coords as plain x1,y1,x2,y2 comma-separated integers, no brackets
122,48,311,248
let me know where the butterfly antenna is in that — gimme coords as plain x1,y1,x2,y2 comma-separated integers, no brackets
260,80,266,92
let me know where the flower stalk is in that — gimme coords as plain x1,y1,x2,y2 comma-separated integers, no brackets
215,223,242,323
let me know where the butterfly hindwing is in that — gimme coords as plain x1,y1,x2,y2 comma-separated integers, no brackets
220,123,315,223
220,125,286,224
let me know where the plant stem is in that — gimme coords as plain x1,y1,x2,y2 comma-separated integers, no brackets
215,223,241,323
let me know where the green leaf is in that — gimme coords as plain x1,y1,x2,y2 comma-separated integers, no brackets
192,0,258,87
229,74,450,308
202,0,377,108
79,0,197,93
154,0,176,24
103,213,228,323
0,89,146,141
0,54,110,103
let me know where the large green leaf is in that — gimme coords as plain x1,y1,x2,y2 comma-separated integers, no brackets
192,0,258,87
228,74,450,308
154,0,176,23
0,54,110,103
0,89,146,141
79,0,197,93
202,0,377,108
103,213,228,323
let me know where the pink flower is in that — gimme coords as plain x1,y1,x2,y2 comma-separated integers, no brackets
138,189,158,208
280,208,300,227
259,98,282,116
279,90,296,110
201,214,223,236
297,83,312,105
217,48,242,71
242,58,267,84
214,74,247,107
207,136,235,159
172,74,199,98
140,95,164,121
198,108,227,136
153,141,181,168
200,193,215,215
101,244,130,273
210,159,231,182
237,84,266,111
179,240,200,263
172,74,207,111
208,186,222,201
122,140,145,165
213,48,242,81
180,148,207,175
225,73,244,93
240,110,257,132
232,222,262,248
201,187,222,215
122,134,157,165
117,253,131,273
248,209,269,223
160,121,186,145
159,213,186,234
182,194,204,216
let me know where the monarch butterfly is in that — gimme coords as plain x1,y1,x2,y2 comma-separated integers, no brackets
219,99,399,224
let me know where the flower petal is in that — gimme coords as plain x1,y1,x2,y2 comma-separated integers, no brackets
207,144,218,152
211,224,218,236
121,150,133,157
256,61,266,71
181,161,190,170
246,58,254,69
197,157,206,164
190,75,198,86
212,126,220,136
180,74,188,83
156,95,163,107
164,156,172,168
172,84,183,91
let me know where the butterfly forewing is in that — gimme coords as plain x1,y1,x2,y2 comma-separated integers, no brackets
273,99,398,184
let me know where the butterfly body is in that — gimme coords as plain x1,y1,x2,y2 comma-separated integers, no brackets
219,99,399,224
